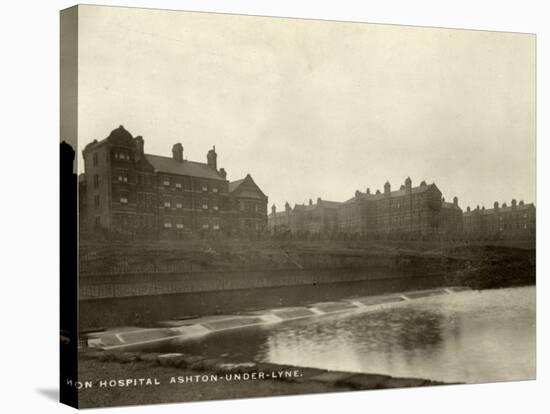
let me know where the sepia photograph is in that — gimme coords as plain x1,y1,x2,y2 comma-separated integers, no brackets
59,4,536,409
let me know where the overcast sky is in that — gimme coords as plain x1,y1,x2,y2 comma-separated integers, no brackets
75,5,536,211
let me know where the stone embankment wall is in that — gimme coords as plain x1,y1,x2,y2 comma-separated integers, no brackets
80,252,454,300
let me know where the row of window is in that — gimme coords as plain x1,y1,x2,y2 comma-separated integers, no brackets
114,151,130,161
161,177,219,193
163,200,219,210
163,221,220,230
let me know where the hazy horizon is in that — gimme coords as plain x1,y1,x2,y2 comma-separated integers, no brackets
73,5,536,211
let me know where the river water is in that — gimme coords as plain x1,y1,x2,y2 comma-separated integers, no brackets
158,286,535,384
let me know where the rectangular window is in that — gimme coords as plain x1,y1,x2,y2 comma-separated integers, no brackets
176,223,184,229
94,216,100,228
93,174,99,188
120,197,128,204
213,224,220,230
202,223,209,229
212,187,218,193
93,152,98,166
202,185,208,192
164,222,172,229
176,203,183,209
175,183,182,189
94,195,100,209
163,177,170,186
164,201,171,208
213,205,219,211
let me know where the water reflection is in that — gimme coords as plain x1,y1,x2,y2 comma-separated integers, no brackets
159,287,535,384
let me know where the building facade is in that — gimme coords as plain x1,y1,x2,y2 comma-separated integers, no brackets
268,198,341,236
463,200,536,239
81,126,268,239
337,178,454,239
268,178,471,240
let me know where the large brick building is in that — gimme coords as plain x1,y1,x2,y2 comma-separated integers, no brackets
81,126,268,239
269,178,466,240
338,178,459,239
463,200,536,239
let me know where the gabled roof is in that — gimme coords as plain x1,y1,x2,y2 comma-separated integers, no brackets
145,154,225,181
228,178,245,193
229,174,267,199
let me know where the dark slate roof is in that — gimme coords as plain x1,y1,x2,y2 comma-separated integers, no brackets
463,203,535,217
228,179,245,193
318,200,342,208
344,183,438,204
229,175,267,199
442,202,461,210
295,200,342,211
144,154,225,181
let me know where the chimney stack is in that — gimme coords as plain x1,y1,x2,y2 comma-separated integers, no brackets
207,145,217,170
134,136,144,160
219,168,227,180
172,143,183,162
384,181,391,195
405,176,412,192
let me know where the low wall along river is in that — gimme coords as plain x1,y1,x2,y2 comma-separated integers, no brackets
79,269,445,329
